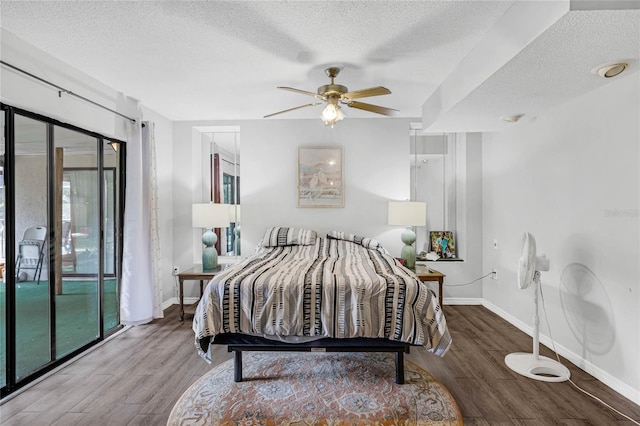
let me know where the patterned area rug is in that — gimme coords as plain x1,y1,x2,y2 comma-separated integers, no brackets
168,352,462,425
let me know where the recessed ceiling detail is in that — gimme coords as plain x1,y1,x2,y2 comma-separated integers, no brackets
594,62,629,79
501,114,525,123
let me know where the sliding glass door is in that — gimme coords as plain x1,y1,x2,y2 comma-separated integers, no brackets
13,114,51,380
0,104,125,397
53,126,101,360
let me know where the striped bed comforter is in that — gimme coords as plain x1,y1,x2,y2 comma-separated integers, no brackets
193,234,452,361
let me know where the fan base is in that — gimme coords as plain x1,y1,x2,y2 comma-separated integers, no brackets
505,352,570,382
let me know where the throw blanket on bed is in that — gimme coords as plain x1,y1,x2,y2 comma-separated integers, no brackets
193,234,452,361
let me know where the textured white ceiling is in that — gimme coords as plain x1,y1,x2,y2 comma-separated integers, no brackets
1,1,638,130
427,7,640,131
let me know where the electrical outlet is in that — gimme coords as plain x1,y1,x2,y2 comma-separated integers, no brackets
491,269,497,280
172,266,180,276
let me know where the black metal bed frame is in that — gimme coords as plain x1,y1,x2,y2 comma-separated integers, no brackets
212,334,411,384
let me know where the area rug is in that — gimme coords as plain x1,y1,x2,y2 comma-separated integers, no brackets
168,351,462,425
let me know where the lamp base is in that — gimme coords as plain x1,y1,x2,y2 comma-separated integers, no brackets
400,227,417,269
202,228,219,270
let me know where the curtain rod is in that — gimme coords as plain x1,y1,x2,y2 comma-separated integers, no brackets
1,60,137,124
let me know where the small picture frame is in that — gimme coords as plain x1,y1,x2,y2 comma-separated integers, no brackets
429,231,456,259
297,146,344,208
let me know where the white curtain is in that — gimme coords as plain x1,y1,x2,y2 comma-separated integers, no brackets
145,122,164,320
118,103,164,324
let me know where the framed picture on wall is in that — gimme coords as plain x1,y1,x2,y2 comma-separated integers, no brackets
297,146,344,207
429,231,456,259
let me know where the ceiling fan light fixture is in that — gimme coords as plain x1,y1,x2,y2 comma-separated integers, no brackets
321,96,345,127
322,103,339,121
322,104,344,127
265,66,396,121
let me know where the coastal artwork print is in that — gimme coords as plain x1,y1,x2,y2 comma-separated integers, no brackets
297,146,344,207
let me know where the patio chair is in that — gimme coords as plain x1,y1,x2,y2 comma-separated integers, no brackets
61,221,76,272
16,225,47,284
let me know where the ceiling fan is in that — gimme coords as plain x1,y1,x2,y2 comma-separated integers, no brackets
264,67,399,126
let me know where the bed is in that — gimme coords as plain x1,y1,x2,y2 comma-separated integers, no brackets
193,227,452,384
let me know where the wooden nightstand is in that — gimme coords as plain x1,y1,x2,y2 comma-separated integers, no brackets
413,264,445,304
177,265,223,321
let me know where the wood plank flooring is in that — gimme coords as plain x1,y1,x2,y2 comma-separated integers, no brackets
1,305,639,425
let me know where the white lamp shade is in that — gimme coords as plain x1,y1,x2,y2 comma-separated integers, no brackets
192,203,231,228
388,201,426,226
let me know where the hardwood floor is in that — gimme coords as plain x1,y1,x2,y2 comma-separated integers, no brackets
1,305,639,425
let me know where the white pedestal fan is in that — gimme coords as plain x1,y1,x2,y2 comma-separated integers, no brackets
505,232,570,382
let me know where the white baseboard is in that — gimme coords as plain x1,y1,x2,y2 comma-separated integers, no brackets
162,298,175,310
163,297,199,310
482,299,640,406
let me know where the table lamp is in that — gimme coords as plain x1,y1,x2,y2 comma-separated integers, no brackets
388,201,426,268
192,203,230,269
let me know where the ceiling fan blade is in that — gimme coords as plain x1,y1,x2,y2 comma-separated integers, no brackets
278,86,325,99
264,103,320,118
342,86,391,100
347,101,399,116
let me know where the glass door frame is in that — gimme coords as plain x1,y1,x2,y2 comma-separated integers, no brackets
1,103,127,397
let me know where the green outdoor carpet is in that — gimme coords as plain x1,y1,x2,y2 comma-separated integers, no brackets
0,279,118,383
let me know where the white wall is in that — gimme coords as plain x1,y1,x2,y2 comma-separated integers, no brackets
172,118,413,272
172,118,485,303
241,118,411,250
482,74,639,403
